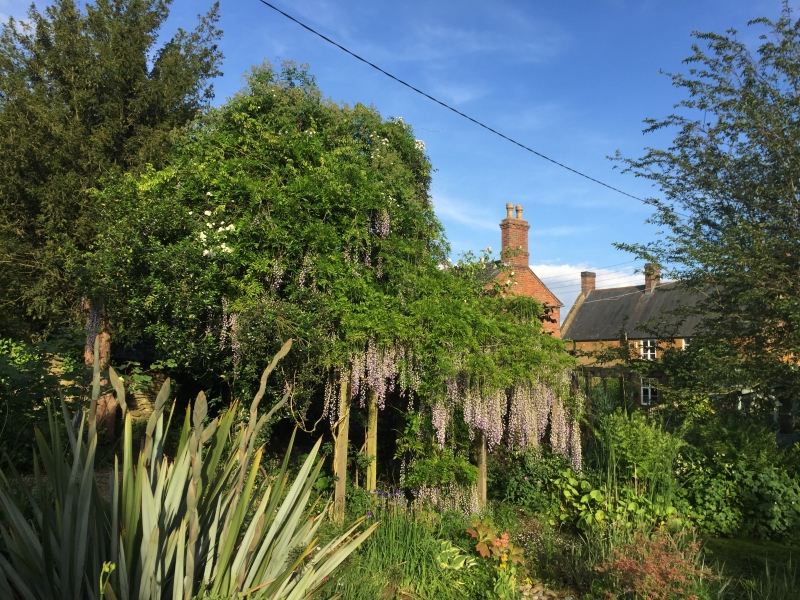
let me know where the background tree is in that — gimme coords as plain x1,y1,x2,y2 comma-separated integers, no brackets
616,6,800,427
0,0,222,340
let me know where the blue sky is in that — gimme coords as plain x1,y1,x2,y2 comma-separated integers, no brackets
0,0,783,315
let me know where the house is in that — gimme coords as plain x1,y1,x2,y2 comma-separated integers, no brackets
561,264,705,405
492,204,563,337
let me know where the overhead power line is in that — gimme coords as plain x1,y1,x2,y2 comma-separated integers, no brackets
534,260,639,284
255,0,644,202
546,271,643,292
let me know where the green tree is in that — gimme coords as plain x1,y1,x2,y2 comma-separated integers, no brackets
616,6,800,424
87,61,444,396
0,0,222,339
88,62,576,513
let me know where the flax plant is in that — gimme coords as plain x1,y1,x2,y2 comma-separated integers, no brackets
0,339,376,599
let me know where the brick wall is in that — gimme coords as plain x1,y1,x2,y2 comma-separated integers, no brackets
570,338,687,365
494,203,562,337
505,268,561,336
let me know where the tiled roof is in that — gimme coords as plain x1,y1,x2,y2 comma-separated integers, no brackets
562,281,706,341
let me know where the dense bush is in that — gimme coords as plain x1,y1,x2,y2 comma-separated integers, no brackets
676,416,800,542
499,448,569,516
0,332,86,468
594,526,713,600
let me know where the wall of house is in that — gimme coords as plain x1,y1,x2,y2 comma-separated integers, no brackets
506,268,561,336
570,338,686,365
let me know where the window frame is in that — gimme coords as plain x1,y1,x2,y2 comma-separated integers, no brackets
639,338,657,360
640,377,658,406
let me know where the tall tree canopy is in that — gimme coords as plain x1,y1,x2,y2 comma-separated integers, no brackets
87,62,576,503
617,6,800,411
87,62,447,400
0,0,223,339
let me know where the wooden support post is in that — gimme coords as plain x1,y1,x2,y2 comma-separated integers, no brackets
333,372,350,523
476,430,487,509
365,389,378,491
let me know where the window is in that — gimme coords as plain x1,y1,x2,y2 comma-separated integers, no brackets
640,339,657,360
681,338,689,350
640,377,659,406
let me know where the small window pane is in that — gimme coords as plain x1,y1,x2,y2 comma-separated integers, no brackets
640,339,657,360
640,377,658,406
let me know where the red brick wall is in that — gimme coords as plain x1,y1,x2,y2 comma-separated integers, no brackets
502,268,561,337
493,207,562,338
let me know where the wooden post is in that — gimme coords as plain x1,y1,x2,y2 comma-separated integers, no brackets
333,372,350,523
476,430,487,509
365,389,378,491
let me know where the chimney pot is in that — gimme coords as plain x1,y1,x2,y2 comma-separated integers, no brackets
644,263,661,294
505,203,514,219
516,205,523,220
581,271,596,296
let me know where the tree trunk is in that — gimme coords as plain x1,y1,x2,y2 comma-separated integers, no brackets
84,299,116,439
333,372,350,523
365,389,378,491
476,430,487,509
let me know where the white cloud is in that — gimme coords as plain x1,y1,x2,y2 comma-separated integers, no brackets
530,262,644,321
432,194,497,232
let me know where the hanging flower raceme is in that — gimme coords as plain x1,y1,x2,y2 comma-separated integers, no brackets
347,340,420,413
219,298,242,373
463,385,507,450
459,373,584,471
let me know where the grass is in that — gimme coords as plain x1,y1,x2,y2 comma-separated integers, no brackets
702,537,800,600
321,496,486,600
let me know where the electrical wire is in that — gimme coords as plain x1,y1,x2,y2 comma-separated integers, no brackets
546,271,643,292
544,268,639,289
255,0,645,202
525,260,639,283
579,284,665,304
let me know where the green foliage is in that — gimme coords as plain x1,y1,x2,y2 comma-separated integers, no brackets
592,409,683,500
0,331,86,467
676,416,800,542
615,5,800,402
87,60,448,401
0,0,223,338
328,497,478,599
0,340,375,599
396,411,478,489
498,448,569,516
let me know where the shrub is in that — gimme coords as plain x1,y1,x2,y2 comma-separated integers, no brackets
501,447,569,515
594,527,713,600
677,416,800,542
0,339,375,599
466,520,527,600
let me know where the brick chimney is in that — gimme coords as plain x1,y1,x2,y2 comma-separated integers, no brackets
644,263,660,294
500,203,530,267
581,271,596,296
